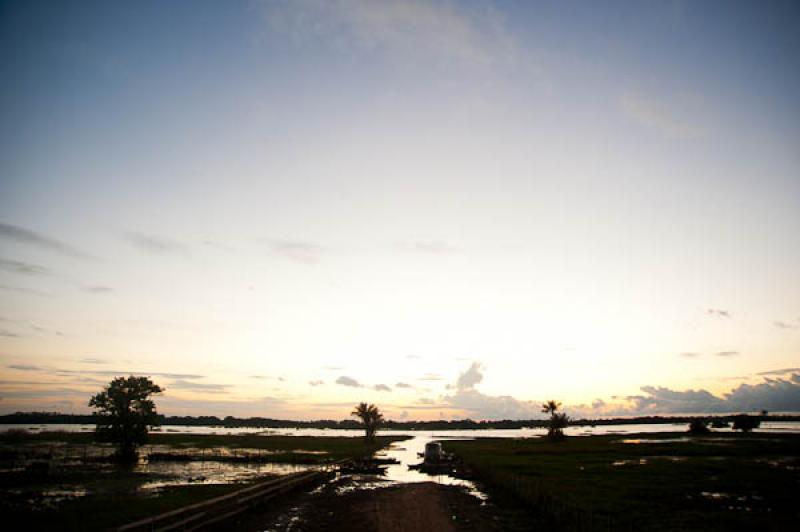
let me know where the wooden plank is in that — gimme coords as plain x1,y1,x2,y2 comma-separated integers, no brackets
114,466,337,531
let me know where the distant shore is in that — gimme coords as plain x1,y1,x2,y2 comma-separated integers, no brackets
1,411,799,430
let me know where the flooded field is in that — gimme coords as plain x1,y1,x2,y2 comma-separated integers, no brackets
0,432,403,530
3,424,800,530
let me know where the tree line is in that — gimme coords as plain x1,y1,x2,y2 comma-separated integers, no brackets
4,411,795,428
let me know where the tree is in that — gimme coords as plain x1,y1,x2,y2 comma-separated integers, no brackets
688,419,710,434
89,376,163,461
351,402,384,442
542,400,569,441
732,414,760,433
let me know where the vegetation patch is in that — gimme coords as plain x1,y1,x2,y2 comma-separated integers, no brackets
443,432,800,531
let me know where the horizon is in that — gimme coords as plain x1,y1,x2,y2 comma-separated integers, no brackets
1,1,799,421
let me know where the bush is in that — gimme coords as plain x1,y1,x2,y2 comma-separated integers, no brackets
732,414,760,433
688,420,710,434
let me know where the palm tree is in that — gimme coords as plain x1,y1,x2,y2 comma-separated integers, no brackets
351,402,384,442
541,399,568,441
541,400,561,415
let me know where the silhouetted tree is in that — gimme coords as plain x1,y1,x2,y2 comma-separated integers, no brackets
89,376,163,462
688,419,710,434
732,414,760,433
351,402,384,442
542,400,568,441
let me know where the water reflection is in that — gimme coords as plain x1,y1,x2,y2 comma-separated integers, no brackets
137,460,311,491
373,436,487,500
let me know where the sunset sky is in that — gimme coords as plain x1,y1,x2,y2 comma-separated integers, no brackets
1,1,798,420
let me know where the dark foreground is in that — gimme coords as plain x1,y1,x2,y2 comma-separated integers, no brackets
3,431,799,531
445,432,800,531
225,477,537,532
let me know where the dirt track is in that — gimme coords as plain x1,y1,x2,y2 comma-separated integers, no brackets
226,478,536,531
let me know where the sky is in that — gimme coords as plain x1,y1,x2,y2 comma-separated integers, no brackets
0,0,798,420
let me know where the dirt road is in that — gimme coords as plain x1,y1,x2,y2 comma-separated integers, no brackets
226,478,536,531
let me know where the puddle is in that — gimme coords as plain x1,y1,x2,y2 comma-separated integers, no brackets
684,491,772,513
618,438,691,444
612,458,648,466
2,485,89,511
371,436,488,501
613,455,690,466
143,446,328,462
136,460,313,491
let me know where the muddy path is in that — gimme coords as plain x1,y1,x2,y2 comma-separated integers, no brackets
221,476,537,531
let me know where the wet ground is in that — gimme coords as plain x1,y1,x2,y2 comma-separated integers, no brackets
218,436,539,531
232,478,536,532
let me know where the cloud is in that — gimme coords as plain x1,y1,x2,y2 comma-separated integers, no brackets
706,308,731,318
404,355,422,360
11,364,206,381
0,258,50,276
0,284,51,297
625,386,724,413
0,223,88,258
76,369,205,380
680,352,700,358
155,395,290,417
441,362,539,419
456,362,483,390
309,380,324,386
620,91,703,139
774,321,799,330
167,379,229,394
323,366,345,371
125,232,188,255
264,240,323,264
618,374,800,414
29,323,64,336
418,373,444,381
716,351,739,357
373,384,391,392
335,375,362,387
79,358,108,364
83,285,113,293
0,330,21,338
266,0,513,67
759,368,800,376
395,382,412,388
7,364,42,371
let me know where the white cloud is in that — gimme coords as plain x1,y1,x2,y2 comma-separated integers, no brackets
455,361,483,390
442,362,540,419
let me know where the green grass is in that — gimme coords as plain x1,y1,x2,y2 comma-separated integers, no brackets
443,433,800,531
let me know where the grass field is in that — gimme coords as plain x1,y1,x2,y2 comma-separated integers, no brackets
1,432,406,531
443,432,800,531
